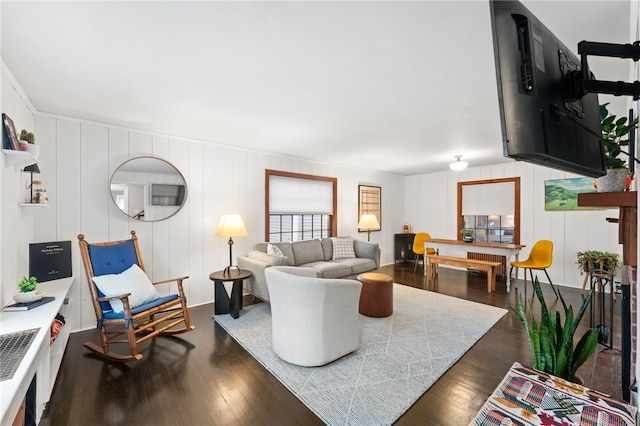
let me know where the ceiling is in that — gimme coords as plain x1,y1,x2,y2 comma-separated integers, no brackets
1,1,635,175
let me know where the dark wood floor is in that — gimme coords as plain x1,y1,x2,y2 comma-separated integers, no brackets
40,262,625,425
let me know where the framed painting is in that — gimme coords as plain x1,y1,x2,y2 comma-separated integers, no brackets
358,185,381,231
544,177,598,211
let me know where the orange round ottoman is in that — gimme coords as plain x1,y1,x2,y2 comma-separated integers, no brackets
357,272,393,317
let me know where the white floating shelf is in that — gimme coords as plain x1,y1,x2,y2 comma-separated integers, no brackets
2,149,40,171
19,203,49,213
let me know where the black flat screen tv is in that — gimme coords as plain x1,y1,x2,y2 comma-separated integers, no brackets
490,0,606,177
150,184,186,206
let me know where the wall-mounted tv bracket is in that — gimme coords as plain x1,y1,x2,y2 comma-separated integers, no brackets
571,41,640,172
572,40,640,100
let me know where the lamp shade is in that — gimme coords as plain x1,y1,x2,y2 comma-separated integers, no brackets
358,214,380,230
450,155,468,171
23,164,40,174
215,215,248,238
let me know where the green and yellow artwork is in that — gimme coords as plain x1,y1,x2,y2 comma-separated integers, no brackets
544,178,597,211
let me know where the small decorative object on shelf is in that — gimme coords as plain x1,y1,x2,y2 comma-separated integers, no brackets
31,180,47,204
14,276,43,303
19,128,38,157
403,223,411,234
460,227,475,242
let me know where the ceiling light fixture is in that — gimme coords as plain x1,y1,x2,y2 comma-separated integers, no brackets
450,155,468,171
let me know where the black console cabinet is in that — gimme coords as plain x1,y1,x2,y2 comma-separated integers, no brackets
394,233,416,263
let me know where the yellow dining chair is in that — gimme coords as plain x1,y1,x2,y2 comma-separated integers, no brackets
510,240,558,298
412,232,436,273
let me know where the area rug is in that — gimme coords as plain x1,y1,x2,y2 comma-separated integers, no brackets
214,283,507,426
471,362,637,426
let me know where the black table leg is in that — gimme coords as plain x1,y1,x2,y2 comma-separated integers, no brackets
229,279,243,319
214,280,230,316
214,279,243,318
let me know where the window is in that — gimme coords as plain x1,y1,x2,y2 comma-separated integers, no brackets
462,214,515,244
457,177,520,244
265,170,337,242
268,214,331,242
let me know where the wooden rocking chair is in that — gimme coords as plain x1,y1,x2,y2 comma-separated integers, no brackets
78,230,195,362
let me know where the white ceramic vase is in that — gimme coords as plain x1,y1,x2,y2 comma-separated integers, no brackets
596,168,629,192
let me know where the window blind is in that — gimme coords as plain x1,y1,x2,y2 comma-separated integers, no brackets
462,181,515,216
269,175,334,214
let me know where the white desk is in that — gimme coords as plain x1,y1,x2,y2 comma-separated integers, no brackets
424,239,524,292
0,277,73,426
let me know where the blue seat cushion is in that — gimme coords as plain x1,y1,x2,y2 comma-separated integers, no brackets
102,294,180,319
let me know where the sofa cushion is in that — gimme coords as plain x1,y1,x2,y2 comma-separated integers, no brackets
333,258,377,275
274,243,296,266
267,243,284,257
331,237,356,260
301,261,352,279
291,239,325,266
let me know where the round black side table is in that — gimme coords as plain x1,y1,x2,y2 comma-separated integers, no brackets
209,269,252,319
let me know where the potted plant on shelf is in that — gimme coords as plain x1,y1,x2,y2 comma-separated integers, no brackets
460,228,475,242
19,129,39,158
14,276,42,303
576,250,620,276
513,276,598,383
596,103,638,192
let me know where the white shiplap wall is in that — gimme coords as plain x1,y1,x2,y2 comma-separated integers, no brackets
405,161,623,290
1,65,36,311
30,115,405,332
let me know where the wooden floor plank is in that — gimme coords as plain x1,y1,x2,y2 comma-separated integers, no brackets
39,263,624,425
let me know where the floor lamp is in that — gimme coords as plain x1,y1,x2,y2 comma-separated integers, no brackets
215,214,248,276
358,214,380,242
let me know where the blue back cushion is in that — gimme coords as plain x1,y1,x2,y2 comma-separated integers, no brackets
88,240,139,276
88,240,140,312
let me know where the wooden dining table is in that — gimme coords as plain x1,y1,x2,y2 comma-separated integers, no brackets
424,238,526,292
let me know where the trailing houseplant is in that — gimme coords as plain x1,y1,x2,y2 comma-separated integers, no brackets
597,103,638,192
513,276,598,382
576,250,620,275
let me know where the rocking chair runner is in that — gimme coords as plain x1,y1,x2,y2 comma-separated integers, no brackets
78,231,195,362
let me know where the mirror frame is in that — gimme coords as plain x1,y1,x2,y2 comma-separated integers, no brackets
110,156,188,222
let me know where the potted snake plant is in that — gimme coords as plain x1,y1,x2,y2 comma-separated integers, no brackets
513,276,598,383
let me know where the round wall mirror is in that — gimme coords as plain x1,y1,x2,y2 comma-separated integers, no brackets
110,156,188,222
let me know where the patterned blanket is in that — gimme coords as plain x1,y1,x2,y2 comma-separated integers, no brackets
471,362,637,426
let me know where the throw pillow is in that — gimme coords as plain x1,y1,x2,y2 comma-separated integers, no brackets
92,264,161,313
267,243,284,257
331,237,356,260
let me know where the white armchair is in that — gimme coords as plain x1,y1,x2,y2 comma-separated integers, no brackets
265,266,362,367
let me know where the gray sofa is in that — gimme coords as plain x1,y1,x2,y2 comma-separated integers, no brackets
237,237,379,302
